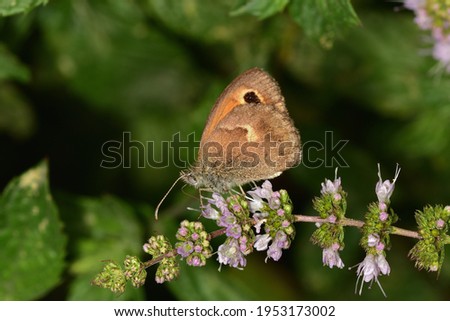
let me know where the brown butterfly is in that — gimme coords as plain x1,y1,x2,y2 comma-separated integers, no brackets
183,67,301,190
156,67,301,218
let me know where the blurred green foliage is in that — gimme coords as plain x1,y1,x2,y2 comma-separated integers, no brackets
0,0,449,300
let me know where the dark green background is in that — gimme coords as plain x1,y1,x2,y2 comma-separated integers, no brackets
0,0,449,300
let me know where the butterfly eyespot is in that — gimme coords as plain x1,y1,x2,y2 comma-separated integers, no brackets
243,91,261,104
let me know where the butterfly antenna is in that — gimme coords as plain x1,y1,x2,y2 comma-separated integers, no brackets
154,174,186,220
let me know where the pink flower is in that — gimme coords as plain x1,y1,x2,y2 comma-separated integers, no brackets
254,234,271,251
404,0,426,11
367,234,380,247
217,238,246,269
433,39,450,65
322,243,344,269
379,211,389,221
436,218,445,229
414,8,432,30
375,164,401,204
354,254,389,297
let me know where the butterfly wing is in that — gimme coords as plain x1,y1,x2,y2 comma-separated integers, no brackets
197,103,301,189
200,68,285,142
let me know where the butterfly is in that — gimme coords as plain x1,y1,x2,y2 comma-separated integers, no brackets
155,67,301,218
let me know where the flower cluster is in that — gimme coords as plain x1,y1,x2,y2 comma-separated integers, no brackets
202,192,255,269
90,255,147,294
312,169,347,269
175,220,212,267
409,205,450,272
143,235,179,283
123,255,147,288
201,181,296,268
248,181,296,262
354,164,400,296
91,261,127,294
404,0,450,72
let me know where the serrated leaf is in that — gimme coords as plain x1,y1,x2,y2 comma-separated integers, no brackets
289,0,360,47
0,45,30,82
231,0,290,19
0,161,66,300
0,0,48,17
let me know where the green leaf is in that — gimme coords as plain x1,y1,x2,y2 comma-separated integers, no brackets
0,45,30,82
231,0,290,19
0,161,66,300
289,0,360,47
0,0,48,17
56,194,146,300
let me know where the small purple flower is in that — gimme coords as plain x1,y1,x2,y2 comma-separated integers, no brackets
265,231,290,262
367,234,380,247
433,39,450,67
322,243,344,269
248,180,273,200
225,223,242,239
436,218,445,229
248,180,281,212
238,235,250,253
376,254,390,275
321,177,341,195
210,192,229,213
267,243,282,261
320,168,342,201
404,0,425,11
254,234,271,251
375,164,401,204
218,211,236,228
177,226,188,237
354,253,390,297
248,193,264,213
176,241,193,258
217,238,247,269
232,203,242,212
328,215,337,223
187,254,203,267
201,203,220,220
268,191,281,210
376,242,385,252
379,202,387,212
414,8,432,30
379,211,388,222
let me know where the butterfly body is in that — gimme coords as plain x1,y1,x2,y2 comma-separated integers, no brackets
182,67,301,192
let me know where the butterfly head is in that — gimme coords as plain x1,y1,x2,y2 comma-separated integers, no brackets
181,170,201,188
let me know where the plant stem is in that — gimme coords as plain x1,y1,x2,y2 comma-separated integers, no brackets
143,213,423,268
294,214,421,239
